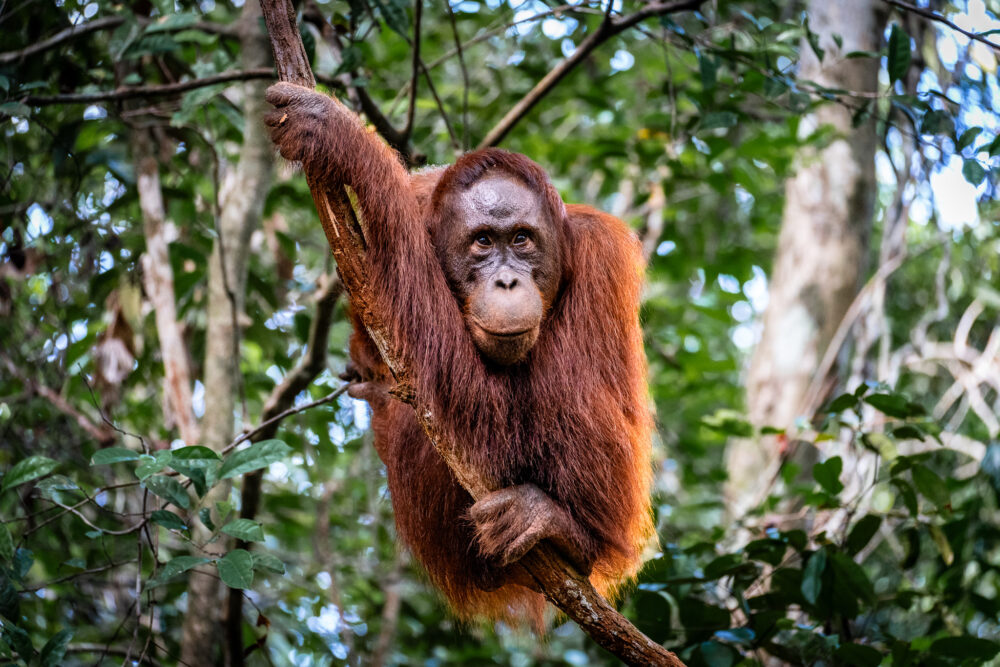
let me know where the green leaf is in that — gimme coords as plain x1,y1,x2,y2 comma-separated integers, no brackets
217,549,254,589
892,479,919,516
962,159,987,186
0,523,12,563
698,51,717,90
218,440,292,480
700,112,739,131
199,507,216,531
957,127,983,151
0,102,31,117
146,555,210,588
846,514,881,556
35,475,80,502
864,393,923,419
252,553,286,575
150,509,188,531
2,456,58,492
834,643,882,667
813,456,844,495
801,548,827,605
887,24,911,83
912,466,949,509
830,552,875,603
90,447,141,465
825,393,858,413
927,523,954,565
39,629,73,667
145,12,197,32
929,637,999,660
220,519,264,542
920,109,954,136
143,475,191,509
171,446,221,461
135,454,168,480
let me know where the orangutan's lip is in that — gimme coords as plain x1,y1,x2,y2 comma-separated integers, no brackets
469,318,532,339
486,329,532,338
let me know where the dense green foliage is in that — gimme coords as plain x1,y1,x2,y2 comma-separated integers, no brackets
1,0,999,664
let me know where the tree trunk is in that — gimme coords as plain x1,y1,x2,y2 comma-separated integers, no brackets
726,0,881,514
132,129,200,446
179,3,274,664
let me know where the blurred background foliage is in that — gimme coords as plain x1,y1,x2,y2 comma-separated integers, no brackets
1,0,1000,665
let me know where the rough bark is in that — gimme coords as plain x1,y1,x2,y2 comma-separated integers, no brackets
132,130,200,447
726,0,881,513
178,3,274,665
258,1,686,664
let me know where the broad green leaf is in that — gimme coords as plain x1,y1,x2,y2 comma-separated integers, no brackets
830,552,875,603
801,548,827,605
143,475,191,509
2,456,58,492
887,24,911,83
929,637,999,660
0,523,12,563
135,454,169,480
171,446,221,461
920,109,954,136
813,456,844,495
217,549,254,589
252,553,286,575
35,475,80,502
150,509,188,531
90,447,140,465
957,127,983,150
825,393,857,413
912,466,949,509
834,643,881,667
846,514,881,556
864,393,923,419
146,556,210,588
38,629,72,667
962,159,987,186
220,519,264,542
218,440,292,480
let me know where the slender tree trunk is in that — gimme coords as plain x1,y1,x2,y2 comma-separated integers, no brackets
726,0,882,514
179,3,273,664
132,130,200,446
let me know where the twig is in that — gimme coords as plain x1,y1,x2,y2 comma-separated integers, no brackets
477,0,706,147
403,0,422,141
257,1,687,663
0,353,114,444
445,0,470,150
881,0,1000,53
20,69,336,106
0,15,235,65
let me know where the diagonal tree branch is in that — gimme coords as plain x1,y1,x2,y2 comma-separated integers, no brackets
0,15,235,65
478,0,706,148
257,1,686,664
881,0,1000,53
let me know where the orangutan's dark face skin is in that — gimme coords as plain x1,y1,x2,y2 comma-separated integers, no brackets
434,175,562,365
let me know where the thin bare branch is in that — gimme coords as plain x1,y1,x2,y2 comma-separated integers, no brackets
21,69,338,106
881,0,1000,53
404,0,423,141
478,0,706,147
0,15,234,65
